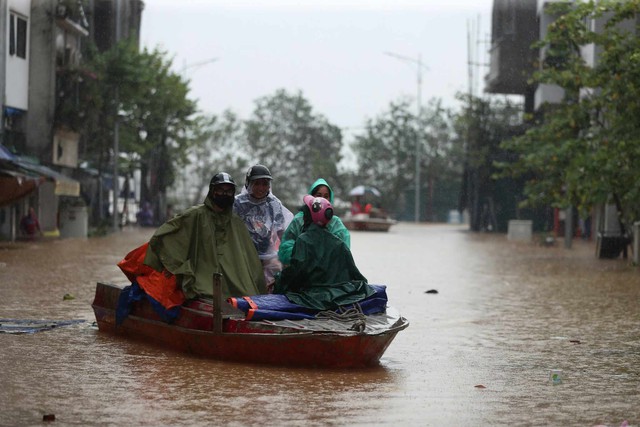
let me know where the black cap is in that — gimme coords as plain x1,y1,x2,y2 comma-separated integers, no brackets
210,172,236,187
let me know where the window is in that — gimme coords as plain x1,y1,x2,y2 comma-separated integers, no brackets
9,12,28,59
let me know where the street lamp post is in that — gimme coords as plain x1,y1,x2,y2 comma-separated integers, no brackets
384,51,428,223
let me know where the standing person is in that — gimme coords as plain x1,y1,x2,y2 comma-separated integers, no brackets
278,178,350,266
233,164,293,292
19,207,42,240
119,172,267,314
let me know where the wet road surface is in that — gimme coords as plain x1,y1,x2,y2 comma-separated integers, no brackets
1,223,639,426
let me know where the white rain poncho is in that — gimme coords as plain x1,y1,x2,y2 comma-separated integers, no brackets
233,185,294,286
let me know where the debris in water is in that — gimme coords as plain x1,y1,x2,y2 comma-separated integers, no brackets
43,414,55,422
63,293,75,301
0,318,85,334
474,384,486,389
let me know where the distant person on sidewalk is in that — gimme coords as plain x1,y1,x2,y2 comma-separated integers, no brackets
19,207,42,240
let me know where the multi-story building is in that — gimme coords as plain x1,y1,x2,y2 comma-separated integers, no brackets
0,0,143,241
485,0,639,248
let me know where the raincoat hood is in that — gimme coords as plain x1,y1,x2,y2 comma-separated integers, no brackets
308,178,334,203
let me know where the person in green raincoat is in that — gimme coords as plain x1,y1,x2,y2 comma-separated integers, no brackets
274,194,374,311
278,178,350,265
143,172,267,300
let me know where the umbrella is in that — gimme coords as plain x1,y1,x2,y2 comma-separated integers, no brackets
349,185,381,197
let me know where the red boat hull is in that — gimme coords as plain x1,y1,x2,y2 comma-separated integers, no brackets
92,282,408,368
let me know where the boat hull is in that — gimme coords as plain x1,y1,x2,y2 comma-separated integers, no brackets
343,214,397,232
92,282,408,368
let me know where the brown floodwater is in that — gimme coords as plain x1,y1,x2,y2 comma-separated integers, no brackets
1,223,639,426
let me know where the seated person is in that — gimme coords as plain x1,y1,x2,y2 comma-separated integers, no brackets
233,164,293,292
278,178,350,265
274,195,375,311
351,196,364,215
118,172,266,314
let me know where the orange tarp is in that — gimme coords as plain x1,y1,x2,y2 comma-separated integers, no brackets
117,242,185,309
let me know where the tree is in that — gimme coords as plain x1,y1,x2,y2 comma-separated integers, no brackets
498,0,640,227
244,89,344,207
351,97,457,221
352,98,417,218
183,111,250,208
71,40,196,224
457,94,525,232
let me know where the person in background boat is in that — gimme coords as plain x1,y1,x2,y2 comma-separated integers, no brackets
278,178,350,265
233,164,294,293
19,207,42,240
119,172,267,314
274,194,375,310
351,196,364,215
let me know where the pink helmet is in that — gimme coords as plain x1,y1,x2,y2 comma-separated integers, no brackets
303,195,334,227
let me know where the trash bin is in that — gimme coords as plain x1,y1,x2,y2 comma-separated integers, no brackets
596,232,630,259
59,206,88,238
508,220,532,242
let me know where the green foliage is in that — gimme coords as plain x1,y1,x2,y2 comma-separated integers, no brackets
352,98,417,217
61,38,196,220
499,0,640,225
185,111,250,207
456,94,525,231
351,97,458,220
244,89,343,206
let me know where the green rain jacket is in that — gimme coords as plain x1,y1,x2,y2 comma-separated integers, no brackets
274,223,374,310
144,196,267,299
278,178,350,265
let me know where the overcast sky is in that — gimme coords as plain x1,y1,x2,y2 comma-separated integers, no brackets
140,0,494,135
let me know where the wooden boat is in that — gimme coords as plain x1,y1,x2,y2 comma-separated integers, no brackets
92,282,409,368
343,213,397,232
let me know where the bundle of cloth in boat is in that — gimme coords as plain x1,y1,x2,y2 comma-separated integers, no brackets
274,222,376,311
228,284,388,321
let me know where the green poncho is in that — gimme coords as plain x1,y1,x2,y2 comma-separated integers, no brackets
278,178,350,265
274,223,375,310
144,197,267,299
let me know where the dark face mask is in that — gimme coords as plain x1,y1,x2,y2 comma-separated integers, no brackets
212,195,234,209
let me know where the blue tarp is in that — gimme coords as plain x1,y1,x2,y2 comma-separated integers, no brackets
230,284,388,320
116,282,389,324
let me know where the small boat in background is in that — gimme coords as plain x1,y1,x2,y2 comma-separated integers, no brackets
343,212,397,232
92,282,409,368
345,185,397,232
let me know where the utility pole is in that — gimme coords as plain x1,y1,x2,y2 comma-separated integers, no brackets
112,0,121,232
384,51,428,223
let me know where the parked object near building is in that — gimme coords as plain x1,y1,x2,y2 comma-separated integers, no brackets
59,204,88,239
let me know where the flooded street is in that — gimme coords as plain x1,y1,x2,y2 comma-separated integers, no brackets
1,223,639,426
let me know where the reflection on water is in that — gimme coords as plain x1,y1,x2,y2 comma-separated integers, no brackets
1,224,639,426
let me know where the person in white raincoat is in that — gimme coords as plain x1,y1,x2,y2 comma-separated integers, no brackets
233,164,293,292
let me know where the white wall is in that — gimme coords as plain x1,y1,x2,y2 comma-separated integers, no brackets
5,0,30,110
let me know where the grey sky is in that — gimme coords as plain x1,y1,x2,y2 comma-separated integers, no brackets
140,0,493,133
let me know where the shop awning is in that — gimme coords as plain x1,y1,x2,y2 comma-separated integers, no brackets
14,159,81,197
0,147,81,198
0,163,43,207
